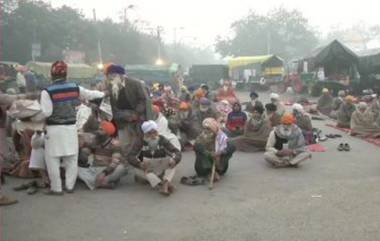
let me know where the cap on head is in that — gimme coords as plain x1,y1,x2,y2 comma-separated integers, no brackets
250,91,259,99
281,113,296,125
270,93,280,100
322,88,329,93
199,97,211,106
104,64,126,76
141,120,158,134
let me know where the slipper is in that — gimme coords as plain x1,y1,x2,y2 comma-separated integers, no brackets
344,143,351,151
27,186,38,195
180,176,205,186
326,134,335,138
338,143,345,151
334,134,342,138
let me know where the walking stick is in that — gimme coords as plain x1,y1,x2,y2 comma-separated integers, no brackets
209,160,216,190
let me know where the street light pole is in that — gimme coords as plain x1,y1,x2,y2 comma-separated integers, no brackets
93,8,103,65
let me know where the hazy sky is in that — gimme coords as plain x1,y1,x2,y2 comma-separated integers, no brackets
50,0,379,47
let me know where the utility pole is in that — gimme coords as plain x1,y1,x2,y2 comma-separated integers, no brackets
267,31,271,55
93,8,103,65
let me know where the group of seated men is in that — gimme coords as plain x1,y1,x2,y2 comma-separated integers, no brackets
317,88,380,138
1,62,313,206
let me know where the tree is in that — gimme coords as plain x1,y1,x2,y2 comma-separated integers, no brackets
215,7,319,60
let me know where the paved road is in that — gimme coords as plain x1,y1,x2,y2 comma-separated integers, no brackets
2,92,380,241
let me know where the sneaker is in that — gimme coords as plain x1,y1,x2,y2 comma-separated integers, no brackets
344,143,351,151
0,195,18,206
338,143,345,151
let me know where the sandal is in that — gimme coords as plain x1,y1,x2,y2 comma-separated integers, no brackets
344,143,351,151
44,190,64,196
338,143,345,151
27,186,38,195
180,176,205,186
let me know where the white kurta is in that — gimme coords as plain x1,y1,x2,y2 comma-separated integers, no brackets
155,113,181,151
40,86,104,157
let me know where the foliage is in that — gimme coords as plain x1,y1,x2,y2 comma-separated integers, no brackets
215,7,319,60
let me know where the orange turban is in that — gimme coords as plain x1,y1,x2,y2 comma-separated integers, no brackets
153,105,161,113
281,113,296,125
194,89,205,99
179,102,190,111
345,95,355,103
100,121,116,136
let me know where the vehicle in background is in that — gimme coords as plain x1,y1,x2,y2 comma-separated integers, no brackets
26,61,97,88
228,55,284,91
188,64,229,90
0,62,19,92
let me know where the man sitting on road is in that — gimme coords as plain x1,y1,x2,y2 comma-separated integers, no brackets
264,113,311,168
127,121,181,196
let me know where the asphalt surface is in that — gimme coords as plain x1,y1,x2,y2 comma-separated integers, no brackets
2,91,380,241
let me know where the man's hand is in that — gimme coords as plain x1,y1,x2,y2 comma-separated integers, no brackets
168,158,177,168
278,149,293,157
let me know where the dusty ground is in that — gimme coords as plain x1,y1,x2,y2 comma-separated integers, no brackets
2,91,380,241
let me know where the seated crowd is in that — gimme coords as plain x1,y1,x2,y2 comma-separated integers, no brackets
0,61,315,206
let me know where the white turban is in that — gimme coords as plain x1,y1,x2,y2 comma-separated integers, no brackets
141,120,158,134
292,103,304,113
270,93,280,100
358,102,368,110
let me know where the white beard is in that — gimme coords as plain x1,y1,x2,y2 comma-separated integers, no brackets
110,75,124,100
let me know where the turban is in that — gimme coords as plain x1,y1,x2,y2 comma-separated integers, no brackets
202,118,219,134
141,120,158,134
338,90,346,97
322,88,329,93
200,84,209,91
265,103,277,112
358,102,368,109
100,121,116,136
292,103,304,113
281,113,296,125
194,89,205,99
164,86,172,92
179,102,190,111
199,97,211,106
345,95,355,103
270,93,280,100
250,91,259,98
105,64,126,76
51,61,68,78
153,105,161,113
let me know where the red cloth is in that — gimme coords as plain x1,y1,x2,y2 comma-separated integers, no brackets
308,144,327,152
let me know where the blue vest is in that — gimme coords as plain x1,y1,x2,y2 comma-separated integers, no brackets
45,80,80,125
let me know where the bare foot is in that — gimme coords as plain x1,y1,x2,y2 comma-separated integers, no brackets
159,181,170,196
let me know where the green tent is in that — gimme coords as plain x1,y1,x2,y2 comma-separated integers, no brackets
125,64,179,84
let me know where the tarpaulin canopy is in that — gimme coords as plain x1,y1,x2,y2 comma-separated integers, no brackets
26,62,96,79
125,64,179,83
312,40,359,66
228,55,283,69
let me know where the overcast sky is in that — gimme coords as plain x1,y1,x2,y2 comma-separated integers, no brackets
50,0,379,47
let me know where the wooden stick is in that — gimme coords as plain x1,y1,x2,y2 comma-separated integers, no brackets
209,161,216,190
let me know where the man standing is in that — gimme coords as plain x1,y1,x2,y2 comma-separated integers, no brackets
40,61,104,195
105,64,152,147
127,121,181,196
264,113,311,168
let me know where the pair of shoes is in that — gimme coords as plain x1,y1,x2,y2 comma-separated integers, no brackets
0,196,18,206
338,143,351,151
44,190,64,196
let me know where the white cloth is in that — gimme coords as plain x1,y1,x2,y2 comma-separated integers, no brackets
292,103,304,113
28,148,46,170
76,104,92,130
45,154,78,192
270,93,280,100
16,72,26,88
155,113,181,151
141,120,158,134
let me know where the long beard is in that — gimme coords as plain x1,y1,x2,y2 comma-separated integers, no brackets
110,76,124,100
